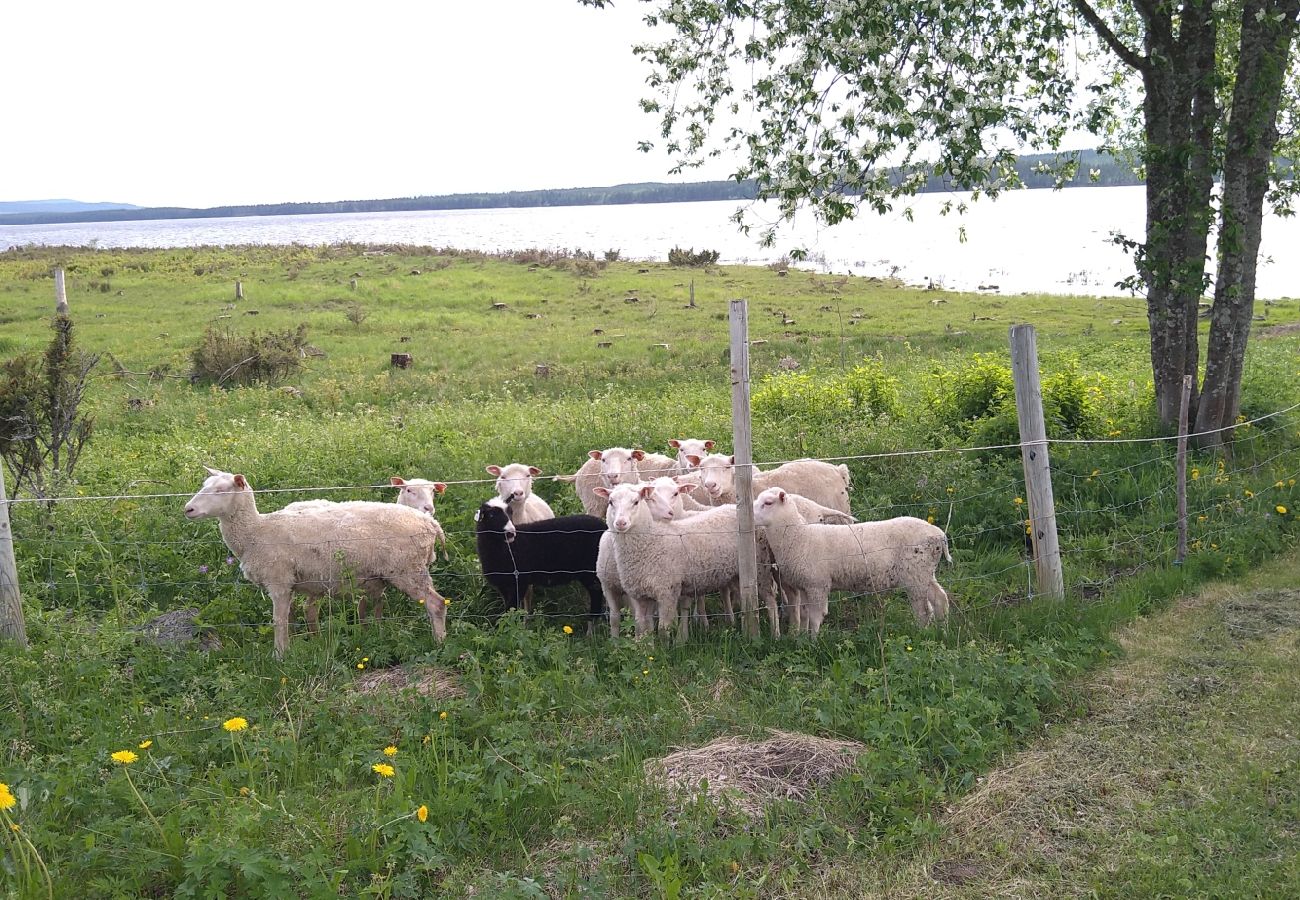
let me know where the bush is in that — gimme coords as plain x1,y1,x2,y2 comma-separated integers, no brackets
752,360,898,426
603,249,621,262
190,324,311,387
667,247,721,267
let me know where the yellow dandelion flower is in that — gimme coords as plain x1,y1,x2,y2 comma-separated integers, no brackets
1278,505,1289,515
1276,481,1286,489
357,663,365,670
906,645,913,652
1197,515,1207,523
1245,490,1255,499
138,740,153,750
1191,468,1200,480
1091,469,1101,477
423,734,431,745
417,805,429,823
372,763,395,778
562,625,574,635
444,597,452,606
383,745,398,758
362,657,369,663
926,515,934,524
0,783,15,811
222,717,249,733
439,711,448,720
111,750,139,765
1013,497,1024,506
9,823,17,832
239,786,250,796
642,669,649,675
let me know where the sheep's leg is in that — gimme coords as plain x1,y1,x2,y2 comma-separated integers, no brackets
759,573,781,639
656,591,679,641
907,587,933,625
631,595,655,638
694,593,710,630
303,597,320,634
804,590,828,636
785,584,803,634
582,576,605,635
720,585,736,625
361,581,387,622
390,572,447,642
927,579,951,623
604,584,625,638
270,586,294,659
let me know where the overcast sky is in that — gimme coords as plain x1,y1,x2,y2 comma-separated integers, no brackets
3,0,724,208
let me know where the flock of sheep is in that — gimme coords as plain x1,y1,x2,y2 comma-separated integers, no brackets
182,438,952,657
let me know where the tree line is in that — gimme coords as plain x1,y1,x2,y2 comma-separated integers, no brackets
0,151,1141,227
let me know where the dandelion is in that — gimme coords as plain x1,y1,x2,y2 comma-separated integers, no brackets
926,515,934,524
1276,481,1286,489
443,597,451,606
372,763,395,778
1245,490,1255,499
416,805,429,823
8,823,17,832
1013,497,1024,506
1091,469,1101,478
562,625,574,635
239,786,250,796
383,746,398,758
1278,506,1289,515
1191,468,1200,481
439,711,448,720
111,750,139,765
0,783,15,810
1197,515,1207,523
138,740,153,750
642,669,649,676
222,717,249,733
423,734,431,745
906,645,913,652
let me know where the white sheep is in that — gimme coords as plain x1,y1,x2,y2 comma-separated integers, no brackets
560,447,680,518
485,463,555,524
390,476,449,559
753,487,951,636
667,438,716,472
596,483,779,640
694,454,852,514
184,467,448,657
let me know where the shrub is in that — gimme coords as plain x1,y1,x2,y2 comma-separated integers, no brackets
190,324,310,387
667,247,720,267
343,301,369,328
926,354,1015,424
842,359,900,419
753,371,851,423
603,249,621,262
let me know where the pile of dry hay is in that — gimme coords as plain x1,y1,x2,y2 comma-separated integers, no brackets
350,665,465,701
645,729,867,818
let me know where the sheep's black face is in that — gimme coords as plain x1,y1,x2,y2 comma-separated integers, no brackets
476,501,516,542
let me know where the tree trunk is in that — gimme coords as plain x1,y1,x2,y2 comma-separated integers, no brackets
1195,0,1300,448
1139,3,1217,428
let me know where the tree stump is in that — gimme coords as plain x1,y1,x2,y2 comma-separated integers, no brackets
390,353,413,369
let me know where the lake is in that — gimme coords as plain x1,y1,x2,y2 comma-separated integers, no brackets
4,187,1299,298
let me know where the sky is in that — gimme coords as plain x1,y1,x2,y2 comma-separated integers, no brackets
2,0,726,209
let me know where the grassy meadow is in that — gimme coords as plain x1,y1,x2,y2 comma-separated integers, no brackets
1,243,1299,897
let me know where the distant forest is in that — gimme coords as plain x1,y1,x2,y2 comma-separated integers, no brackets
1,150,1140,227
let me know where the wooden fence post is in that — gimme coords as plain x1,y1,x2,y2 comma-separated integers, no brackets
1176,374,1194,563
235,279,244,301
0,464,27,649
729,299,760,638
54,267,69,315
1009,324,1064,600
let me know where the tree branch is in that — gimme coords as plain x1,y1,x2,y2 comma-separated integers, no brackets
1073,0,1151,73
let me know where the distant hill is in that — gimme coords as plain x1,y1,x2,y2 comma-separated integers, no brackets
0,150,1141,227
0,199,140,216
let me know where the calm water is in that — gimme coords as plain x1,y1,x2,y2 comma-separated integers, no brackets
4,188,1299,298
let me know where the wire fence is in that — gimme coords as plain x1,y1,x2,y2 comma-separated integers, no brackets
5,403,1299,639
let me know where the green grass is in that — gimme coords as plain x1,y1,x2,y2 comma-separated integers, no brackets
1,244,1299,897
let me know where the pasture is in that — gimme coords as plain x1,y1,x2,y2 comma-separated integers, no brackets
1,243,1298,897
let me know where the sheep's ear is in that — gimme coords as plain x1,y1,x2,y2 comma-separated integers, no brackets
485,465,502,476
685,454,701,466
668,439,682,449
777,490,787,502
631,449,645,460
390,477,406,486
233,474,248,489
676,484,693,497
588,449,603,460
473,509,481,522
527,466,542,477
704,440,716,450
638,484,655,499
203,465,222,476
433,482,447,494
729,455,736,465
592,487,611,498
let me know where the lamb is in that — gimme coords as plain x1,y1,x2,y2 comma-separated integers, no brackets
667,438,716,472
559,447,681,518
184,467,447,658
694,454,852,514
486,463,555,524
752,487,951,636
596,483,774,640
474,497,606,625
391,477,449,559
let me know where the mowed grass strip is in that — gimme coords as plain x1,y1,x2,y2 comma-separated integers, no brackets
820,549,1300,899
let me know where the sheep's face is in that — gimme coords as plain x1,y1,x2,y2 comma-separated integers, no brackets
669,438,715,471
392,477,445,517
697,454,735,499
752,487,787,526
591,447,642,487
601,483,651,533
475,497,517,542
184,467,249,519
487,464,540,504
646,477,689,522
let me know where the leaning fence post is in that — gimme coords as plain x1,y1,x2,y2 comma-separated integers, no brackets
1009,324,1064,600
0,464,27,649
729,299,760,638
1175,374,1194,563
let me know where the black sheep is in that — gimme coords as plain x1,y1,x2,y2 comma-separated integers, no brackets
474,497,607,623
